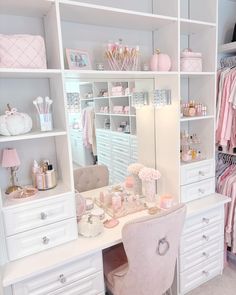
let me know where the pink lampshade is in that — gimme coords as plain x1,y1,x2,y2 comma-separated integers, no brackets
1,148,21,168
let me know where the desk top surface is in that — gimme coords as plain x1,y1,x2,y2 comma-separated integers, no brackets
2,188,230,287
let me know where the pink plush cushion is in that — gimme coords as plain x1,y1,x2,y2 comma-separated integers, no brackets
0,34,47,69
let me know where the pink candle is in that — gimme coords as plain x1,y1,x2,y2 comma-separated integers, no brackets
125,176,134,192
159,195,174,209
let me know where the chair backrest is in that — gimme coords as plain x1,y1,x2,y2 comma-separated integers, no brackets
73,165,109,192
117,204,186,295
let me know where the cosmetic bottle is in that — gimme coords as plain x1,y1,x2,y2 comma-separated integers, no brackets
36,168,47,190
32,160,39,188
46,164,57,189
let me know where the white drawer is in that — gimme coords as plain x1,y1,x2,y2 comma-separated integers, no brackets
113,155,130,167
180,222,223,254
13,253,103,295
3,194,75,236
96,130,110,141
179,238,223,272
180,255,222,294
111,133,130,147
113,145,131,159
181,178,215,203
181,159,215,185
183,206,224,235
97,141,111,153
7,218,77,261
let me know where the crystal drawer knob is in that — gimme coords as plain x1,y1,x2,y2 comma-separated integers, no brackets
42,236,50,245
202,217,210,224
199,171,205,176
202,235,209,241
198,189,205,194
59,274,67,284
202,270,209,276
40,212,47,220
202,252,209,258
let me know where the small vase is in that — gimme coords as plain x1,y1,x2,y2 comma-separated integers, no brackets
143,180,156,203
132,174,142,195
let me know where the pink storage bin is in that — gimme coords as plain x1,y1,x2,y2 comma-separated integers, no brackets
0,34,47,69
180,49,202,72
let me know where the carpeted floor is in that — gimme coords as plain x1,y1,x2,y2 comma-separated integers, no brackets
187,262,236,295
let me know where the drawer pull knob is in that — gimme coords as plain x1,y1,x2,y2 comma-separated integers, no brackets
198,189,205,194
202,270,209,276
59,274,67,284
202,235,209,241
202,252,209,258
42,236,50,245
199,171,205,176
40,212,47,220
202,218,210,224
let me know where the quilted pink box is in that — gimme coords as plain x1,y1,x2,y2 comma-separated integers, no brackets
0,34,47,69
180,49,202,72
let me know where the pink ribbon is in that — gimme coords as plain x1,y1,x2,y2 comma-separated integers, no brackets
5,108,18,116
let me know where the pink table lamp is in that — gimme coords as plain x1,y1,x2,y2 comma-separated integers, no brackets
1,148,22,194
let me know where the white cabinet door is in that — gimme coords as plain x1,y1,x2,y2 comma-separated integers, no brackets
3,194,75,236
7,218,77,261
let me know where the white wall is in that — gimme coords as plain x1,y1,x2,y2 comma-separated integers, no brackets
218,0,236,45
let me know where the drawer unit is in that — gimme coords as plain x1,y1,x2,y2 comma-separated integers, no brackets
180,222,223,254
111,132,130,147
181,159,215,185
7,218,77,261
96,129,111,142
113,144,131,159
13,252,103,295
179,238,223,272
180,255,222,294
183,206,224,235
3,194,75,236
181,178,215,203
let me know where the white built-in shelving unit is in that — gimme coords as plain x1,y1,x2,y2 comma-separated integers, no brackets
0,0,222,294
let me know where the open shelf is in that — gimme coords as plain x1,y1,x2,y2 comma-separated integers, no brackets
0,0,54,17
64,70,178,79
0,130,67,143
180,115,214,122
219,41,236,54
0,69,62,79
180,18,216,34
2,181,72,209
59,0,177,31
180,72,216,77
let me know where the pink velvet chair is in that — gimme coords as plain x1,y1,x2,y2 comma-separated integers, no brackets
103,204,186,295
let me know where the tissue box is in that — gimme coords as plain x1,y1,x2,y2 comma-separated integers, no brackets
180,49,202,72
0,34,47,69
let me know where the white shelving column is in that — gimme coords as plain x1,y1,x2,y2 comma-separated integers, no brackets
0,0,77,264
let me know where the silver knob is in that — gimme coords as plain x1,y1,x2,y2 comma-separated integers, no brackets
40,212,47,220
202,252,209,258
202,217,210,224
199,171,205,176
59,274,66,284
202,270,209,276
198,189,205,194
42,236,50,245
202,235,209,241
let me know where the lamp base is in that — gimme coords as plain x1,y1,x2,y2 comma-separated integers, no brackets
5,185,22,195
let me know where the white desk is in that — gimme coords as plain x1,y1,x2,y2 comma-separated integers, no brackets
1,188,230,293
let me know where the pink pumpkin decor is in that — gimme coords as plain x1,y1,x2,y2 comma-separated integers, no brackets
150,49,171,71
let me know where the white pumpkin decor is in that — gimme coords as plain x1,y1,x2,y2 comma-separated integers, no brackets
0,104,32,136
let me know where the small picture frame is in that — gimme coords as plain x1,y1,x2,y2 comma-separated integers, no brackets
66,48,91,70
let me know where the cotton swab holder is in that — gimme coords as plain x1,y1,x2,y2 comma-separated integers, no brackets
39,113,53,131
33,96,53,132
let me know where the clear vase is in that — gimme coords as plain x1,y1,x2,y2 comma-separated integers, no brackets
132,174,142,195
143,180,156,203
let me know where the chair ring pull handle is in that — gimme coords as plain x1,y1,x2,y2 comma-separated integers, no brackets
157,237,170,256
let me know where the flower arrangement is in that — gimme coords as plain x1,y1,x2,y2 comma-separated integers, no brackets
138,167,161,182
127,163,144,175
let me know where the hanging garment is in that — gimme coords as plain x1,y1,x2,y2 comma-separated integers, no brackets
82,106,97,156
